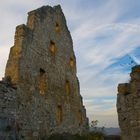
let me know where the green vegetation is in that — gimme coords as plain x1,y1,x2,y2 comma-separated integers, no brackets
41,132,104,140
41,120,105,140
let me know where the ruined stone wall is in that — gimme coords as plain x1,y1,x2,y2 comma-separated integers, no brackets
0,78,16,140
117,65,140,140
0,5,88,140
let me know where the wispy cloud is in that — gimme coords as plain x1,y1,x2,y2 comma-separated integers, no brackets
71,0,140,127
83,98,118,127
0,46,10,79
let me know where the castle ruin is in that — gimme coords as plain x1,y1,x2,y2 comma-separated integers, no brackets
0,5,88,140
117,65,140,140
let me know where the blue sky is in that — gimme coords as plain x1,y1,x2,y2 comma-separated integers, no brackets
1,0,140,127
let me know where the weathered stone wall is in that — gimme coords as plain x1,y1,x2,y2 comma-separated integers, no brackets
0,5,88,140
0,78,16,140
117,65,140,140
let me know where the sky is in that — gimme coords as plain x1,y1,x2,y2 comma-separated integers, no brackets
1,0,140,128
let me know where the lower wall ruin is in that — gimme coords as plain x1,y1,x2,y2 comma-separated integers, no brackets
117,65,140,140
0,77,88,140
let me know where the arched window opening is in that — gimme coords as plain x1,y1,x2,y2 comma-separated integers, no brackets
65,80,70,94
56,105,63,125
55,22,60,33
78,110,83,126
69,57,74,68
49,40,56,55
38,68,46,95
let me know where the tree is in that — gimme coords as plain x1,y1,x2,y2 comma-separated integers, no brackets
90,120,99,129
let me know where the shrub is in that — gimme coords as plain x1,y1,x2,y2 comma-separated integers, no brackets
42,132,104,140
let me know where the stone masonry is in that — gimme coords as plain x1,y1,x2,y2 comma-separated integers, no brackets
0,5,88,140
117,65,140,140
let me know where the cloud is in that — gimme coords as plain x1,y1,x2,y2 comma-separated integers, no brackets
102,99,116,104
84,98,118,127
0,46,10,80
89,114,119,127
75,22,140,127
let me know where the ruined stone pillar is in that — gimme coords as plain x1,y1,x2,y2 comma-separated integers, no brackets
2,5,88,139
117,65,140,140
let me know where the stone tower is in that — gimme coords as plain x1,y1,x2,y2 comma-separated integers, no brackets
0,5,88,140
117,65,140,140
